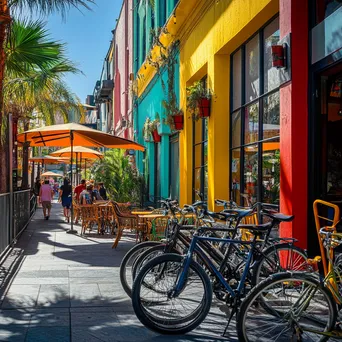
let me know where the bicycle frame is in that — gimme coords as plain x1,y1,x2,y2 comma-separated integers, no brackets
174,234,256,298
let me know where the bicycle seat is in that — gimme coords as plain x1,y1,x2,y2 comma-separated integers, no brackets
261,210,294,222
221,209,254,218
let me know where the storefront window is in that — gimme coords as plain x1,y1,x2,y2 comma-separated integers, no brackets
193,118,208,202
314,0,342,25
230,17,280,205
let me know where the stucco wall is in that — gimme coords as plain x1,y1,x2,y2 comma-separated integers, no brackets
114,0,133,139
178,0,278,209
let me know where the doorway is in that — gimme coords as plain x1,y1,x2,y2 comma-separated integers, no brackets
309,62,342,254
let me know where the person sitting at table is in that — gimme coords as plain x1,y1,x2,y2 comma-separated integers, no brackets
80,183,102,205
74,179,86,203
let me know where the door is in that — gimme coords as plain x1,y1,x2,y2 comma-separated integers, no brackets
169,134,180,200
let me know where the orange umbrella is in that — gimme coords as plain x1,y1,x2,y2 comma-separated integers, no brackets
49,146,104,159
29,156,69,164
17,123,144,150
18,123,144,234
49,146,104,182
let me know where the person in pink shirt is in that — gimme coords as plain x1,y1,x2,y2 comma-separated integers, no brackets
39,180,54,220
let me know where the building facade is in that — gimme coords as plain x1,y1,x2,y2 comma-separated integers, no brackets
113,0,134,140
175,0,342,252
94,41,115,133
133,0,181,203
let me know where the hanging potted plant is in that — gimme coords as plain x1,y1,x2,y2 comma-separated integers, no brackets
186,80,212,120
151,114,161,143
172,110,184,130
143,118,152,142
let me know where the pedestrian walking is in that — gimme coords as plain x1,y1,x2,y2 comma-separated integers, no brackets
39,180,54,220
59,178,72,222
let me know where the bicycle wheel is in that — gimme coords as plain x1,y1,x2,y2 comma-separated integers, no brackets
131,244,180,292
132,253,212,334
253,243,309,285
237,272,337,342
119,241,162,297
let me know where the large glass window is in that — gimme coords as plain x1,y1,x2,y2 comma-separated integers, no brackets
230,17,280,205
193,118,208,202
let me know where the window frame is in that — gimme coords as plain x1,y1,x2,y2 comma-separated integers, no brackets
229,15,280,205
192,117,208,203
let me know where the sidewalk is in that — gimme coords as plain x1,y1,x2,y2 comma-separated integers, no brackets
0,203,233,342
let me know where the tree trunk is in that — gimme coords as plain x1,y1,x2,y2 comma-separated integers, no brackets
0,0,11,194
21,120,30,189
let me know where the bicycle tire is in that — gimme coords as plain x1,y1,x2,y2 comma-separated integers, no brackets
119,241,162,297
237,272,337,342
132,253,212,334
130,244,180,294
252,243,309,285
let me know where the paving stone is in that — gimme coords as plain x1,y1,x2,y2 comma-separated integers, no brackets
37,284,70,308
29,308,70,327
0,309,31,326
0,326,28,341
25,326,69,342
2,284,40,309
70,283,103,307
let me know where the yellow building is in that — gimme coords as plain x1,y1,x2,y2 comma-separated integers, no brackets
177,0,279,209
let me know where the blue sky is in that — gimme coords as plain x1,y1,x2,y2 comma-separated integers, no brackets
39,0,123,102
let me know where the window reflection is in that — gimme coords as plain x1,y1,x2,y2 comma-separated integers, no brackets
231,148,241,203
245,35,260,102
263,92,280,139
245,103,259,144
264,18,280,92
262,140,280,204
244,145,258,205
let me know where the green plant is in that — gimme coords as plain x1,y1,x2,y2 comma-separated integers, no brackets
142,115,160,141
90,149,143,204
186,80,212,120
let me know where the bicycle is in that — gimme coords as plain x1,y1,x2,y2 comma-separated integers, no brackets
236,225,342,342
131,211,302,335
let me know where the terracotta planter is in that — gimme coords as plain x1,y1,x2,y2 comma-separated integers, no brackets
198,98,211,118
173,114,184,130
152,129,161,143
271,45,284,68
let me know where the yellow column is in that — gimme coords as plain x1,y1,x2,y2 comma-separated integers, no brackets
179,56,193,206
207,54,230,211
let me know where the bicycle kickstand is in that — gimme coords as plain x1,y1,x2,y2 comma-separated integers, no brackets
222,301,238,337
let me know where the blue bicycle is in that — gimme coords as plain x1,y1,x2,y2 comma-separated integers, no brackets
131,221,287,335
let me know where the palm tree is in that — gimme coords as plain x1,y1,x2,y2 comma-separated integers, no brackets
2,19,82,190
0,0,94,192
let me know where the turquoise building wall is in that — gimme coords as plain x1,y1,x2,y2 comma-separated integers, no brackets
134,52,180,201
133,0,180,203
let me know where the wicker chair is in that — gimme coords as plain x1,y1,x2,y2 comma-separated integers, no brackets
97,204,116,235
79,205,100,235
146,216,169,241
111,201,138,248
73,199,81,224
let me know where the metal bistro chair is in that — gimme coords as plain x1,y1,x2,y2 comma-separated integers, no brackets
111,201,138,248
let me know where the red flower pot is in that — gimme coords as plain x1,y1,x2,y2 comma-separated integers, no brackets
173,114,184,130
198,98,211,118
271,45,284,68
152,129,161,143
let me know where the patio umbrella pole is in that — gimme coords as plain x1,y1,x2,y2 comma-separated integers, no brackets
67,132,77,235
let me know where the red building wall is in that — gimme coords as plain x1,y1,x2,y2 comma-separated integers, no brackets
279,0,309,248
113,0,133,140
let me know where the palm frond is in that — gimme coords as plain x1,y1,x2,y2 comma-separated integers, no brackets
8,0,95,19
6,19,65,77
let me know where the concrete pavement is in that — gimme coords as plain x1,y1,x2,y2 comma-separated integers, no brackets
0,203,236,341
